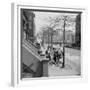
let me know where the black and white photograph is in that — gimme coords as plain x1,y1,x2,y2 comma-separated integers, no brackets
20,7,81,79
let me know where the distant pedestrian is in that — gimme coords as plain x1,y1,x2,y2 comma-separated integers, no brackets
45,47,51,60
53,48,58,64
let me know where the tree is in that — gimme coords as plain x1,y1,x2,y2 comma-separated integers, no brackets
44,14,76,45
37,14,77,68
43,14,76,68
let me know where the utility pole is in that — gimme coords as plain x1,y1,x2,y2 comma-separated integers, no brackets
50,27,53,49
62,16,67,68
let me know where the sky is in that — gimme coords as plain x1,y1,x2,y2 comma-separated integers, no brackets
34,11,78,35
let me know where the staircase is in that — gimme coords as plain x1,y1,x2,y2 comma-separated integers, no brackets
22,39,43,77
23,39,42,61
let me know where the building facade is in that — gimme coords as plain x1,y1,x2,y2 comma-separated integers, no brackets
21,9,35,42
75,13,81,49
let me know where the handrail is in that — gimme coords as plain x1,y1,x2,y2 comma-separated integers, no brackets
28,40,38,49
23,42,42,61
23,39,38,52
23,41,40,56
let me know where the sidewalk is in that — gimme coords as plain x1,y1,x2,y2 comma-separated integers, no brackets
48,48,81,77
48,61,79,77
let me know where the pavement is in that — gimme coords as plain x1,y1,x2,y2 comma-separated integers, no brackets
48,48,81,77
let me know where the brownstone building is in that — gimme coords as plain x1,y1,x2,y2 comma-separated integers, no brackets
21,9,35,42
